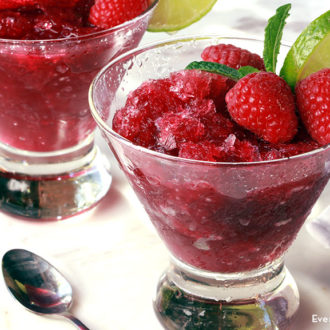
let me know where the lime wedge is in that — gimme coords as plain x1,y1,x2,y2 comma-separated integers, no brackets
280,10,330,89
147,0,218,32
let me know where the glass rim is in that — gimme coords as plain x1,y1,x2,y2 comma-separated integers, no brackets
89,35,330,167
0,0,159,44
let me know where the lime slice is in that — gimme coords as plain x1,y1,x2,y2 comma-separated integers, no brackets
280,10,330,89
147,0,218,32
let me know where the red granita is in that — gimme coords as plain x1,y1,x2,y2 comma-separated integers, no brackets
0,0,153,151
169,69,234,112
113,64,321,162
179,141,223,162
155,112,206,151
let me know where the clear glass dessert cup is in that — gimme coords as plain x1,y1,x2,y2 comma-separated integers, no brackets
0,0,159,220
89,37,330,329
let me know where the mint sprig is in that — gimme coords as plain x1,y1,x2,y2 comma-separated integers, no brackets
185,61,259,80
186,4,292,79
237,66,260,77
186,61,241,80
263,3,291,73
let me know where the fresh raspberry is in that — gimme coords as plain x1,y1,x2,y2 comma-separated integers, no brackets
225,71,298,144
295,68,330,146
88,0,149,29
201,43,265,71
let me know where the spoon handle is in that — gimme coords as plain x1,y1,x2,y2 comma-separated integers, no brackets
62,312,91,330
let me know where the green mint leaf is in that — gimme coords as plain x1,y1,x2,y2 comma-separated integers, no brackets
185,62,259,80
238,66,260,77
185,61,241,81
263,3,291,72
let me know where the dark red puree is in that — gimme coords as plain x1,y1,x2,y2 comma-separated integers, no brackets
113,68,329,273
0,1,145,151
0,1,98,40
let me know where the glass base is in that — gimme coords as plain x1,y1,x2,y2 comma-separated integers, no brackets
154,258,299,330
0,136,112,219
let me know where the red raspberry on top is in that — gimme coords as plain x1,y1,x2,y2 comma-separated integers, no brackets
295,68,330,146
225,71,298,144
89,0,150,29
201,43,265,70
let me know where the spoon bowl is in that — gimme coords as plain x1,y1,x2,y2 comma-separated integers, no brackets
2,249,89,329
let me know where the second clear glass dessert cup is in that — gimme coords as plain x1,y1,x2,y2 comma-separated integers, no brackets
0,0,158,220
89,37,330,329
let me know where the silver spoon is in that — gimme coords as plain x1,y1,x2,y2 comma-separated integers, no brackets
2,248,90,329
